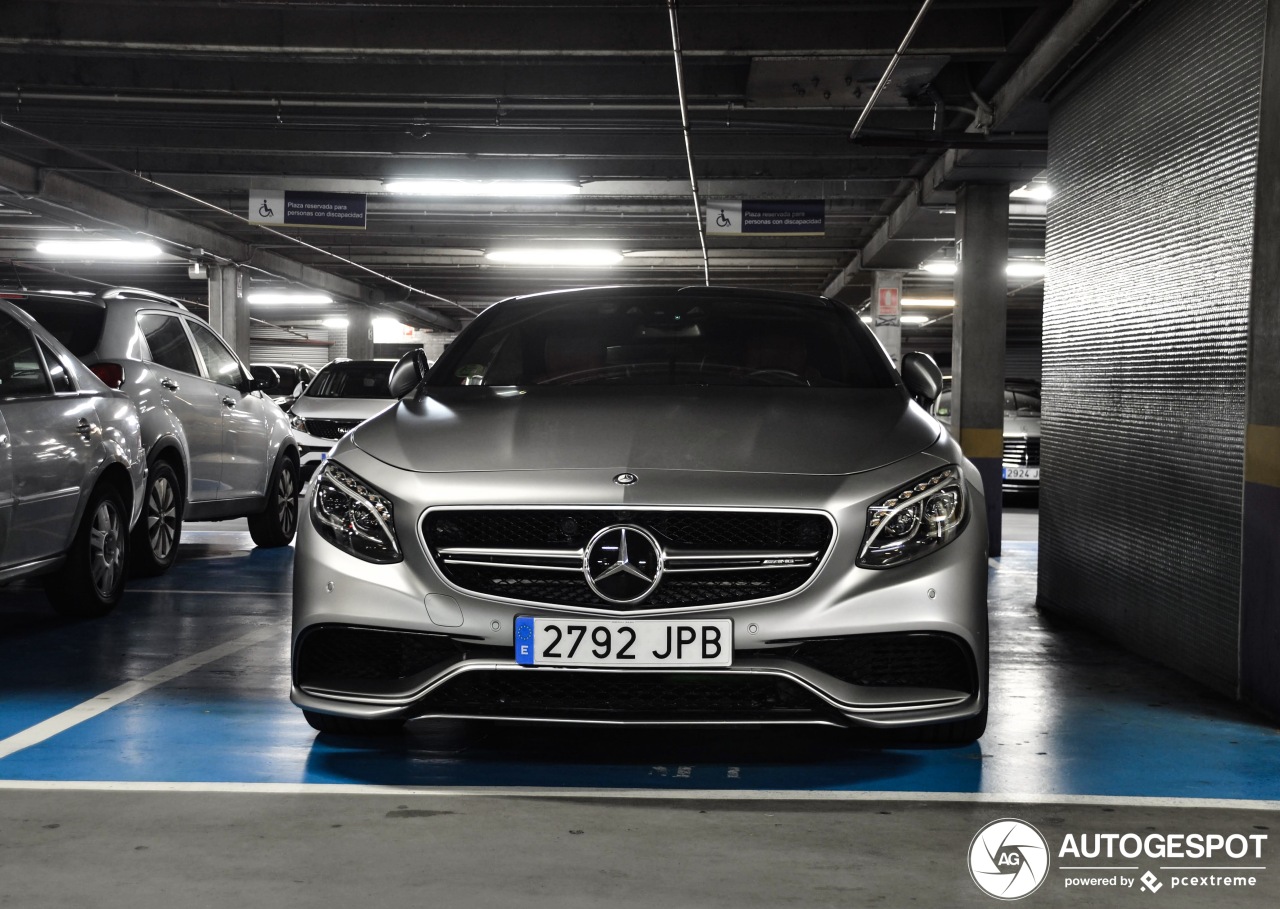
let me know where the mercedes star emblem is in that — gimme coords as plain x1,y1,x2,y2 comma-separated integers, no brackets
614,472,638,486
583,524,663,604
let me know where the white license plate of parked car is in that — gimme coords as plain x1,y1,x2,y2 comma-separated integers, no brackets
1003,466,1040,480
514,616,732,667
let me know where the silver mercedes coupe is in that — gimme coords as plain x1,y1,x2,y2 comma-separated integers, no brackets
291,286,989,742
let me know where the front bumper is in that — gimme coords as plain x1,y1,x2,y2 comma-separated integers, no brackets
291,449,989,730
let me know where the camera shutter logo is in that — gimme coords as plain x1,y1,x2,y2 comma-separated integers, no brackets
968,819,1050,900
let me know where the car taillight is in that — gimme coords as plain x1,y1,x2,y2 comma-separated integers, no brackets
90,363,125,389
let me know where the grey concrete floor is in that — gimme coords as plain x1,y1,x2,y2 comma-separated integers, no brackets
1,789,1274,909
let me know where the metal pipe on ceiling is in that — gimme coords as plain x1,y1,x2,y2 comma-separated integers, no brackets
667,0,710,286
849,0,938,140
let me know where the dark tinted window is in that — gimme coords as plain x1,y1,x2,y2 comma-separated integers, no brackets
188,321,244,388
306,362,393,398
0,312,50,398
431,292,895,388
139,313,200,375
38,339,74,393
13,297,106,357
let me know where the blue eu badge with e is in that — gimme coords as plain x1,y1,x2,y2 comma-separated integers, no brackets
515,616,535,665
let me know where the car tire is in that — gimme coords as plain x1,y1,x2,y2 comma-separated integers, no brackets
303,709,405,736
248,451,299,548
45,483,129,619
131,460,183,577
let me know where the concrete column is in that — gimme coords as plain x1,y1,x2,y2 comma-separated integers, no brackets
207,265,249,363
952,183,1008,557
871,271,903,367
1241,0,1280,718
346,304,374,360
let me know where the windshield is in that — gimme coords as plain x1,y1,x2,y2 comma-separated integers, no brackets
430,292,896,388
305,362,393,398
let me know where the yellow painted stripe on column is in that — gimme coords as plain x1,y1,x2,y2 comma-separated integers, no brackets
958,427,1005,460
1245,423,1280,488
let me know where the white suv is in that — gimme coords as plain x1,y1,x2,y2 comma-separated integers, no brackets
13,288,300,575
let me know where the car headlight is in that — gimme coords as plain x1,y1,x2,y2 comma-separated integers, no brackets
310,461,402,563
290,413,308,433
858,465,968,568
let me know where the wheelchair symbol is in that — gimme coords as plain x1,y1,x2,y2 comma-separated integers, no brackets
258,199,274,218
715,210,732,228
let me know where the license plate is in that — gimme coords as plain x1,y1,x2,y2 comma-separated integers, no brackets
514,616,732,667
1003,466,1040,480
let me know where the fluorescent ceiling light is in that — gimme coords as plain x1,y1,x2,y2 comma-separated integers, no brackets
901,298,955,307
385,180,581,197
918,260,1046,278
372,317,401,328
1006,261,1047,278
485,248,622,267
36,240,164,259
246,292,333,305
900,314,932,325
322,317,349,329
1011,183,1053,201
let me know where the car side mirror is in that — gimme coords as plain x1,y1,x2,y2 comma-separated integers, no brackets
388,348,430,398
901,351,943,407
250,366,280,393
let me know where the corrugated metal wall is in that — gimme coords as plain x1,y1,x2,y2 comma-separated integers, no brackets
1041,0,1264,694
249,324,337,369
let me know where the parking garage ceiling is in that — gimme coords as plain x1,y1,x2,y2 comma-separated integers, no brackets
0,0,1111,338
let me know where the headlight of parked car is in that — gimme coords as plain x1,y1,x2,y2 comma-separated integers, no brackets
310,461,402,563
289,413,308,433
857,465,967,568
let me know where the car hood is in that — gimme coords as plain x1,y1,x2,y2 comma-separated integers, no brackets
291,396,397,421
352,386,940,476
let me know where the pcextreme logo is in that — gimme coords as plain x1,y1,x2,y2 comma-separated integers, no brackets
968,818,1269,900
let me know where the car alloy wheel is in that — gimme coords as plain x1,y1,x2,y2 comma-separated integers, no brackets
277,466,297,537
146,472,178,562
90,499,125,598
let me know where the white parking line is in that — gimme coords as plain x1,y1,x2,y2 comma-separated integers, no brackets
0,780,1277,810
0,626,282,760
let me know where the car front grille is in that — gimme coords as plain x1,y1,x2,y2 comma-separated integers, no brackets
774,632,977,693
1002,436,1041,467
304,418,363,440
421,669,830,721
422,508,834,611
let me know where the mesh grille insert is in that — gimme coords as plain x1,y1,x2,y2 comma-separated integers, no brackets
424,669,828,720
778,633,976,693
296,625,465,692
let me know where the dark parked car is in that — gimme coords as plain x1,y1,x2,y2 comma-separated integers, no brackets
251,362,317,412
933,380,1042,494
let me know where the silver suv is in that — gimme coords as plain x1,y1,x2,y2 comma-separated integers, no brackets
13,288,300,574
1,298,145,616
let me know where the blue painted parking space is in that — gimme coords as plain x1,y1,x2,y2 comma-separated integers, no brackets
1,527,1277,798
